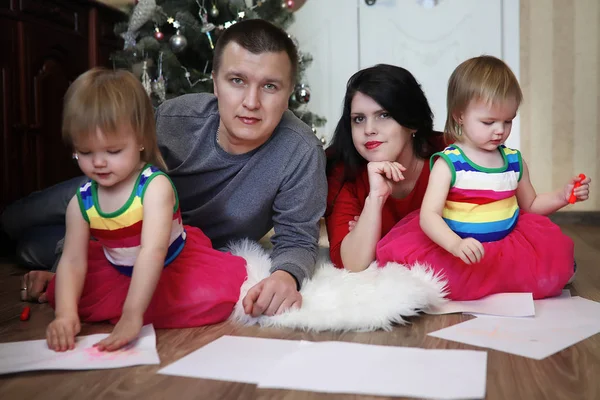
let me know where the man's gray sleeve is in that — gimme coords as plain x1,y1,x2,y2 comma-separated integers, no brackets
269,146,327,289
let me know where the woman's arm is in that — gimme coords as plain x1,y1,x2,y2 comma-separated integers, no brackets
46,195,90,351
338,161,405,272
339,191,386,272
517,160,591,215
95,175,175,351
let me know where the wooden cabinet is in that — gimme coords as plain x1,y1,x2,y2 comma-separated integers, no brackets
0,0,125,212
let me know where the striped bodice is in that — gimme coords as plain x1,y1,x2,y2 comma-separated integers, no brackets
431,145,523,242
77,165,186,276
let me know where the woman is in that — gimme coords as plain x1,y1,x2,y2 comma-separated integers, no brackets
326,64,445,271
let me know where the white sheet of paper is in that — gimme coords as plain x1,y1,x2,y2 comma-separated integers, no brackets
428,296,600,359
427,292,535,317
158,336,310,383
0,324,160,375
259,341,487,400
466,289,572,318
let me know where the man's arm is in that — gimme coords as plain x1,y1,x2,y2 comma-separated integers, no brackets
242,144,327,317
269,145,327,288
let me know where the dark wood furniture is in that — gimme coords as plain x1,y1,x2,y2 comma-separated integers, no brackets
0,0,125,212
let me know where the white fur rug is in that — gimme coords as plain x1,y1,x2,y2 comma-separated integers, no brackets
227,240,448,332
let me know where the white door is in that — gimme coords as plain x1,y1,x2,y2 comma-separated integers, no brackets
289,0,519,147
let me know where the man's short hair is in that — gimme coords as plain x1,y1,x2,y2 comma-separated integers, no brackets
212,19,298,85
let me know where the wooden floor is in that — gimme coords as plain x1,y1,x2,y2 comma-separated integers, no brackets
0,225,599,400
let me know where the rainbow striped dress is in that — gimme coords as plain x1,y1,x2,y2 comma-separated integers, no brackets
77,164,186,276
432,144,522,242
376,143,575,300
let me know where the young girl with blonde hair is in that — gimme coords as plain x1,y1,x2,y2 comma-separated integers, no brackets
45,68,247,351
377,56,590,300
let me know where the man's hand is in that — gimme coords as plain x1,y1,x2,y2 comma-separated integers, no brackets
242,270,302,317
21,271,54,302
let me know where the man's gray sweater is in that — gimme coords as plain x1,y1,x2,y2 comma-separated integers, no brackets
155,93,327,287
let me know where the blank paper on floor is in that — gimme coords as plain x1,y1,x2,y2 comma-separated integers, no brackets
158,335,309,383
428,296,600,360
258,341,487,400
0,324,160,375
427,292,535,317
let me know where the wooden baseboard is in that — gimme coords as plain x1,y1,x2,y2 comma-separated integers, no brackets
549,211,600,225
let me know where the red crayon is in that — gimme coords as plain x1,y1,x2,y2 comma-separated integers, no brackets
20,306,31,321
569,174,586,204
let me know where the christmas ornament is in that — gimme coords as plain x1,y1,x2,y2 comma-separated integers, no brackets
282,0,294,10
170,30,188,53
121,31,137,50
131,58,153,77
197,3,216,49
128,0,155,31
288,0,306,11
154,27,164,41
294,84,311,104
210,1,219,18
200,11,215,32
205,32,215,49
141,60,152,96
151,76,166,103
121,0,156,50
152,52,167,103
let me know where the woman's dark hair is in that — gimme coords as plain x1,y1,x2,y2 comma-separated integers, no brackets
326,64,440,182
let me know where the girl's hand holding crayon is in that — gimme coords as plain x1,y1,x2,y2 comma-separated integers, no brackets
94,313,143,352
565,174,591,204
46,315,81,351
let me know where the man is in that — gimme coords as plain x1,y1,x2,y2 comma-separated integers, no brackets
2,19,327,317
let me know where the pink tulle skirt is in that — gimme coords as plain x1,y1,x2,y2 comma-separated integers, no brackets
376,210,574,300
47,226,248,328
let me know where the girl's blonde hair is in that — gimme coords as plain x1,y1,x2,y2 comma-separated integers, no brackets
62,67,167,171
444,55,523,144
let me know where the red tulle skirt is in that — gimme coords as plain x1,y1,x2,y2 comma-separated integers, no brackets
376,210,574,300
47,226,248,328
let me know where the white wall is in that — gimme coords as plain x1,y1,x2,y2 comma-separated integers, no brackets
289,0,520,148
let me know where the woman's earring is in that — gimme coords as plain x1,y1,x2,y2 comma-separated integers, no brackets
412,131,416,138
72,153,79,160
139,146,145,151
457,124,463,136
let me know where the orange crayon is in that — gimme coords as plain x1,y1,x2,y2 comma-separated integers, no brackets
569,174,586,204
20,306,30,321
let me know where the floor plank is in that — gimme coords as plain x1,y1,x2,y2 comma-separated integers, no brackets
0,225,598,399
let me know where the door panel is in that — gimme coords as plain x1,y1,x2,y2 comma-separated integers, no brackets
359,0,503,134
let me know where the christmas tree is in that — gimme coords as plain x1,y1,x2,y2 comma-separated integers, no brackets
111,0,326,139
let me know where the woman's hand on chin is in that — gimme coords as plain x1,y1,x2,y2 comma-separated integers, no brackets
367,161,406,198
